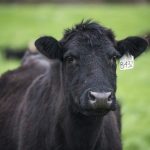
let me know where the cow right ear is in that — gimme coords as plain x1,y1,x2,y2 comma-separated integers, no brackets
35,36,63,60
116,36,148,58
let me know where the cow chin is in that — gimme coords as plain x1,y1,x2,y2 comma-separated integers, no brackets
79,108,110,117
78,103,117,117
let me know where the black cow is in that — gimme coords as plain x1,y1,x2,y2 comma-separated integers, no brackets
0,20,148,150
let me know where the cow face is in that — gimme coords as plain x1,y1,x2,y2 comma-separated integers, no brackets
35,21,148,116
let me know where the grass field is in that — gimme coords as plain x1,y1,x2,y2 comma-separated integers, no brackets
0,4,150,150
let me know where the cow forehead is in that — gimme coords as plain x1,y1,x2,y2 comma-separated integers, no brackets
61,20,116,57
63,37,116,57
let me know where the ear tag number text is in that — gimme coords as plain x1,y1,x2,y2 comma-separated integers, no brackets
119,53,134,70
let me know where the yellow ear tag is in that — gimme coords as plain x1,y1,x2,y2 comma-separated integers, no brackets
119,53,134,70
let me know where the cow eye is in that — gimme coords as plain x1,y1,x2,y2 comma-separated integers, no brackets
64,56,74,63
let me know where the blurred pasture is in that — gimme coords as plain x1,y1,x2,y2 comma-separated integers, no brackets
0,4,150,150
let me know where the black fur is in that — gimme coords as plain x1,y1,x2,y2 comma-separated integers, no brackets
0,51,50,150
0,20,148,150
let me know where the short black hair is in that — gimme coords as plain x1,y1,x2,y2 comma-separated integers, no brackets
61,20,115,45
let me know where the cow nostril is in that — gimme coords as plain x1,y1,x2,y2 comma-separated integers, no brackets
108,93,112,101
106,92,113,106
88,91,96,101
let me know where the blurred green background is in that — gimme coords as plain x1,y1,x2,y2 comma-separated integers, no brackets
0,3,150,150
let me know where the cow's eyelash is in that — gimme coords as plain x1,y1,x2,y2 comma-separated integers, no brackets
109,52,120,59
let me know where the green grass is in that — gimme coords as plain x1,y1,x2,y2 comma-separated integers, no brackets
117,53,150,150
0,4,150,150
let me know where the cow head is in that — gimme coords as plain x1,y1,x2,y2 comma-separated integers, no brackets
35,20,148,116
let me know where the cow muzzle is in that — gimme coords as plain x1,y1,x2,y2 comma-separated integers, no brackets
88,91,112,109
79,89,116,115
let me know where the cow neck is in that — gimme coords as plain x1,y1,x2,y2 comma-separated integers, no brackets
61,111,104,150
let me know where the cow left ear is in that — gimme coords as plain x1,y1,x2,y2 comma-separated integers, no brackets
117,36,148,58
35,36,63,60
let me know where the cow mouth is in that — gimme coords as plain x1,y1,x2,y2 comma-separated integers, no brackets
79,108,110,116
72,101,110,117
77,100,116,117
